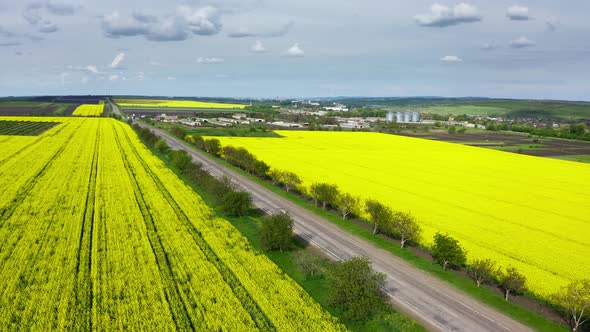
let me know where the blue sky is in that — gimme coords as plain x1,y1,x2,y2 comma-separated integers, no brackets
1,0,589,100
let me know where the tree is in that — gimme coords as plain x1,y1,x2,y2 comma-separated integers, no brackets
365,199,393,235
336,193,360,220
155,138,170,154
279,171,302,193
170,126,187,139
327,257,386,320
570,123,587,136
168,150,192,172
293,250,324,279
203,138,221,156
390,211,421,248
309,183,339,209
221,191,252,217
259,212,293,251
552,279,590,331
431,233,467,270
448,126,457,134
501,266,526,301
268,169,283,185
466,259,499,287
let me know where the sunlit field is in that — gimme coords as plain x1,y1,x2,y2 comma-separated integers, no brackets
213,131,590,298
0,118,343,331
116,98,246,109
72,103,104,116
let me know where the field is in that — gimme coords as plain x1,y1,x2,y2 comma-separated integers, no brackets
0,101,77,116
115,98,246,109
72,103,104,116
0,117,344,331
212,131,590,298
401,129,590,163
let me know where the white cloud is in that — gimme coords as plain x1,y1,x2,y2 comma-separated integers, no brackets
149,60,163,66
415,3,481,27
251,40,267,53
506,5,532,21
440,55,463,62
228,21,294,38
285,43,304,57
101,6,222,41
22,1,80,34
109,74,119,81
83,65,99,74
509,36,535,48
167,76,176,80
137,71,145,80
81,77,88,84
111,52,125,69
481,42,497,50
197,57,224,64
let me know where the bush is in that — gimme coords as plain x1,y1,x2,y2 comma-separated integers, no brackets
221,191,252,217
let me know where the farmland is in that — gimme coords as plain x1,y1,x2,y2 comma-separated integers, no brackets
0,117,344,331
115,98,247,109
72,103,104,116
212,131,590,299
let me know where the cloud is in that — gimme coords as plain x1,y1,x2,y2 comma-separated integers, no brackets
109,74,119,81
25,33,44,41
101,6,222,41
45,1,80,16
22,1,79,34
506,5,532,21
482,42,497,50
83,65,99,74
0,41,21,47
167,76,176,80
149,60,164,66
111,52,125,69
509,36,535,48
285,43,304,57
137,71,145,80
250,40,267,53
440,55,462,62
546,20,557,32
228,21,294,38
0,26,17,38
197,57,224,64
414,3,481,27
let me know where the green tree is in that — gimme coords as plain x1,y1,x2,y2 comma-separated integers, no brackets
551,279,590,331
466,259,499,287
570,123,587,136
336,193,360,220
203,138,222,156
168,150,192,172
390,211,421,248
309,183,339,209
279,171,302,193
448,126,457,134
365,199,393,235
155,138,170,154
293,250,324,279
431,233,467,270
268,169,283,185
259,212,294,251
327,257,386,320
501,266,526,301
221,191,252,217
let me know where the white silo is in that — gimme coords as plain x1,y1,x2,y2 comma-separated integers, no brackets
386,112,395,122
403,112,411,123
411,112,419,122
396,112,404,122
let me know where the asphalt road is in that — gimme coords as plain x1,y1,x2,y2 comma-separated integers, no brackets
136,121,534,332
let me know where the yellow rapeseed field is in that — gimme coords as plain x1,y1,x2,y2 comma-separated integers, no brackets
213,131,590,297
72,103,104,116
115,98,246,109
0,118,344,331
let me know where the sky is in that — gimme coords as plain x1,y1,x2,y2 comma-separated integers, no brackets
1,0,589,100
